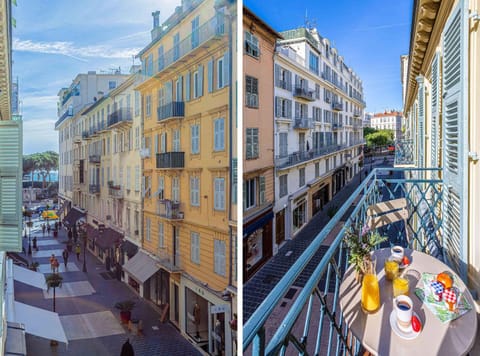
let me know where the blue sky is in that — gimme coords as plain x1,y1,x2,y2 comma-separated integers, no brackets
12,0,181,154
244,0,413,114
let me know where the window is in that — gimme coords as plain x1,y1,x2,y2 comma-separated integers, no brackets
126,166,131,190
244,179,256,210
135,127,140,149
134,165,140,191
109,81,117,90
217,57,225,89
214,118,225,151
279,132,288,157
157,176,164,199
214,177,225,211
173,32,180,61
245,128,259,159
299,168,305,187
190,176,200,206
146,217,151,241
157,45,164,71
315,84,321,99
134,92,140,116
172,177,180,202
214,239,226,276
275,97,292,118
172,129,180,152
191,232,200,264
315,162,320,177
279,174,288,197
309,52,319,74
245,31,260,57
191,124,199,154
191,16,199,49
146,95,151,117
158,222,164,248
259,176,266,205
245,76,258,108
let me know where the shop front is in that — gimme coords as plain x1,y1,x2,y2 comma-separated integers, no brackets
181,278,233,356
122,250,160,298
311,181,330,218
243,210,273,282
333,165,347,195
292,194,307,235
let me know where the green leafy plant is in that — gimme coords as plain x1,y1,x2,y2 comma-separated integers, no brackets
344,225,387,273
45,273,63,291
115,300,136,312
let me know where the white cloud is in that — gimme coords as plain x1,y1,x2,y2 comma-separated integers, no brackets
23,119,58,154
21,95,58,109
13,38,141,60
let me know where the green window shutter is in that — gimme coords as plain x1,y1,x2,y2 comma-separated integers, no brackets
441,0,468,280
0,120,22,252
286,70,292,91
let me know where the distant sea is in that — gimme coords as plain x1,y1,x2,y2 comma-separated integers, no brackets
23,171,58,182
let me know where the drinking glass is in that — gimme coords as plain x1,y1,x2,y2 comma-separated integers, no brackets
361,273,381,313
393,276,409,297
384,257,399,281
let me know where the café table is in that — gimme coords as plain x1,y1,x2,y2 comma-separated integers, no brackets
339,248,478,356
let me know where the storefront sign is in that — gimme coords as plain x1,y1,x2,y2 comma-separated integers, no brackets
211,304,229,314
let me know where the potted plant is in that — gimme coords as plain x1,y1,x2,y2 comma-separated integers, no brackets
45,273,63,347
29,261,39,271
115,300,135,324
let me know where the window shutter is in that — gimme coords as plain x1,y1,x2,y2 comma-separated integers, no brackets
430,52,441,175
287,70,292,91
416,76,425,170
259,176,266,204
287,99,292,119
178,75,183,101
441,0,468,280
208,59,214,93
0,121,22,252
275,97,280,117
154,134,158,154
295,101,300,119
223,51,229,86
165,81,172,104
274,64,280,87
198,64,204,97
185,72,191,101
253,128,259,158
294,74,299,89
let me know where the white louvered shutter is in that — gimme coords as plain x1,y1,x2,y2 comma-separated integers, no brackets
430,51,441,177
0,121,22,251
441,0,468,280
416,76,425,171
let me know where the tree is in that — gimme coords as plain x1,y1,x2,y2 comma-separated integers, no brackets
24,151,59,189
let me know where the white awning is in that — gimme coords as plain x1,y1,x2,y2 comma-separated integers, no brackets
13,264,47,290
122,251,159,283
8,301,68,344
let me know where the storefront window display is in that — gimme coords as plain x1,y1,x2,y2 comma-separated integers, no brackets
246,229,263,271
185,288,208,341
293,201,306,232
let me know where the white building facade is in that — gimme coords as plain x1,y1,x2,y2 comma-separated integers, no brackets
370,110,403,140
273,27,365,250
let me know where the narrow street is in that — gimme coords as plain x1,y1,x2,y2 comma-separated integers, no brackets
14,225,201,356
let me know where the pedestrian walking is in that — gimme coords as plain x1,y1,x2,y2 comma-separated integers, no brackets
75,244,81,261
42,224,46,235
32,236,37,251
120,338,134,356
54,221,59,230
47,224,51,235
68,228,73,240
50,254,56,273
52,257,60,273
62,248,69,268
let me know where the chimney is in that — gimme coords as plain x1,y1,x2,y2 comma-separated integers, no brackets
151,11,162,40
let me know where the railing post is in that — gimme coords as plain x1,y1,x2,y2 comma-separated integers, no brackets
252,327,266,356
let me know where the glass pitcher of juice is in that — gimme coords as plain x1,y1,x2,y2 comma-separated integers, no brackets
361,273,380,313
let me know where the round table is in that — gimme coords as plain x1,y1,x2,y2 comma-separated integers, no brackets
339,248,477,356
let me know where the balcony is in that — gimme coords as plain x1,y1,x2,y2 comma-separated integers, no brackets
107,108,133,129
395,139,415,166
140,148,150,159
151,14,226,77
157,200,184,220
108,183,123,199
353,109,362,117
73,133,82,143
82,131,91,140
89,155,101,164
275,144,348,169
244,167,453,355
156,152,185,169
332,123,342,130
293,118,312,130
55,110,73,129
293,86,315,101
332,101,343,111
156,247,183,272
89,184,100,195
157,101,185,122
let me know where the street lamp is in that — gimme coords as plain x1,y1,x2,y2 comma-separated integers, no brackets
26,218,33,255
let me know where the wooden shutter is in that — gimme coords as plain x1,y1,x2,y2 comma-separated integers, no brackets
223,51,229,86
275,96,280,117
287,99,292,119
208,59,214,93
441,0,468,280
185,72,191,101
198,64,204,97
286,70,292,91
0,121,22,252
416,76,425,170
274,64,280,87
431,52,441,174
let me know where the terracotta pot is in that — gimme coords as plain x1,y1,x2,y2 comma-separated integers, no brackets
120,310,131,324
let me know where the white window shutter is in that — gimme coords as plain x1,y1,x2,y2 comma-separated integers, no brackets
416,76,425,170
198,64,204,97
431,51,441,174
441,0,468,280
0,121,22,252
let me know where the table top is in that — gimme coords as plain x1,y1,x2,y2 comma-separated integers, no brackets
339,248,478,356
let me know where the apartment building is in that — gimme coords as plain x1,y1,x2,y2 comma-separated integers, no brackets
136,0,236,354
370,110,403,140
273,27,365,246
402,0,480,296
242,7,281,282
55,71,129,219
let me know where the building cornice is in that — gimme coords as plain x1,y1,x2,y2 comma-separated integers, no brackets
405,0,453,113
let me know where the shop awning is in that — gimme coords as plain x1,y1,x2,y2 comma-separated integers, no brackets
123,251,159,283
13,264,47,290
8,301,68,344
122,240,139,259
243,211,274,237
95,228,123,250
63,207,85,228
5,322,27,356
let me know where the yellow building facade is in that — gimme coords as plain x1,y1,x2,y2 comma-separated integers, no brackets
136,0,236,354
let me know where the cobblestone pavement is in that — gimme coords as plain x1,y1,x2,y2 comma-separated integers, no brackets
243,157,395,322
15,226,202,356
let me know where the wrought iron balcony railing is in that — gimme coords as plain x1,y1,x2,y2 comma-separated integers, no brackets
275,144,349,169
89,184,100,194
107,108,133,128
332,102,343,111
293,86,315,101
156,152,185,169
157,101,185,121
157,199,184,220
244,167,446,355
89,155,101,164
293,117,312,130
395,139,415,166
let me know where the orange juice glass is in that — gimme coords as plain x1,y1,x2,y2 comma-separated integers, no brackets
393,277,409,297
361,273,381,313
384,258,399,281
